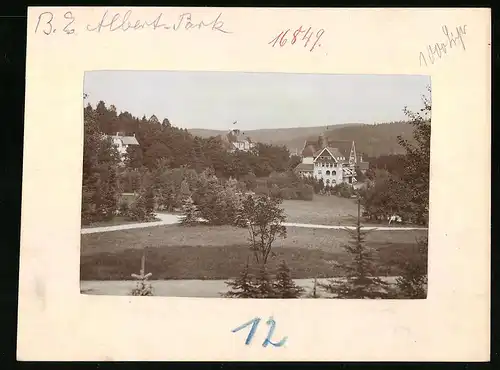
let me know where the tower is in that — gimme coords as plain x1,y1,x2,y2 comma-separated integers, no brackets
318,132,327,149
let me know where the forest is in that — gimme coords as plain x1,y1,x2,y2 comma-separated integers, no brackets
82,91,431,228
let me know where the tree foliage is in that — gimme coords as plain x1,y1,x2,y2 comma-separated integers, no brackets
393,236,428,298
360,87,431,225
81,106,121,225
222,259,259,298
238,195,287,265
320,199,390,299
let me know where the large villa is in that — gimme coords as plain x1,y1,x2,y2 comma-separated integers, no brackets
294,133,369,186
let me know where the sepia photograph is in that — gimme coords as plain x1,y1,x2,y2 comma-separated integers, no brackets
80,71,431,299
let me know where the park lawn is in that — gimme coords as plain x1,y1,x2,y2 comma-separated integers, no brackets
80,224,428,280
81,224,428,256
282,195,422,227
281,195,358,225
80,242,421,281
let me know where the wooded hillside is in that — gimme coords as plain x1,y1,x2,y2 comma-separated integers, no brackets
189,121,416,157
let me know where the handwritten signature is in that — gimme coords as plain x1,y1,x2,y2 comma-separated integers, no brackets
86,10,231,33
419,25,467,67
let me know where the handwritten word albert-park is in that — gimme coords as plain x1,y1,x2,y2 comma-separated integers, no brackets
232,316,287,348
419,25,467,67
269,26,325,52
34,10,231,36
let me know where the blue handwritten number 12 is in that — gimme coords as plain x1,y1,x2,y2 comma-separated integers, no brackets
232,317,288,347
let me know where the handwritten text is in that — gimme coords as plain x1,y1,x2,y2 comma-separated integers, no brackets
419,25,467,67
268,26,325,52
34,10,232,36
232,316,287,348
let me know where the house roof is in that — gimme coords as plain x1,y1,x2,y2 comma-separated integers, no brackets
326,140,353,158
325,147,344,158
302,144,317,157
295,163,314,172
301,137,354,158
120,136,140,145
107,135,140,146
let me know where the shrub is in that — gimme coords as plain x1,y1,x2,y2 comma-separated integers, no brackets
279,187,297,200
254,186,269,196
128,187,156,222
118,201,129,216
333,183,355,198
297,184,314,201
393,237,428,298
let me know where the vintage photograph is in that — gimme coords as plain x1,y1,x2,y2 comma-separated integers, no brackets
80,71,431,299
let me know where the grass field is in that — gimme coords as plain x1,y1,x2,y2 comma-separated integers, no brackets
80,223,428,280
80,242,421,281
81,224,427,255
282,196,358,225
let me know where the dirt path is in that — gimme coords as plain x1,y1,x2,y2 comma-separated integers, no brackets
81,277,399,298
81,213,427,234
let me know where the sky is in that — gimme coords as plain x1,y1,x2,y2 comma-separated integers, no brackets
84,71,430,131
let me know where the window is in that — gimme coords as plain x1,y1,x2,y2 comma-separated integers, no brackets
332,171,336,176
326,170,331,175
326,179,330,184
318,170,322,175
322,163,325,167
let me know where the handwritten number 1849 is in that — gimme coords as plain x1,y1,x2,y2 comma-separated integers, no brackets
269,26,324,52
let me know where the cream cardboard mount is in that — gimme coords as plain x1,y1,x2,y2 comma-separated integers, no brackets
18,7,490,361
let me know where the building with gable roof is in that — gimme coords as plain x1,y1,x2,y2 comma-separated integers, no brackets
294,132,369,186
219,129,256,153
107,132,140,161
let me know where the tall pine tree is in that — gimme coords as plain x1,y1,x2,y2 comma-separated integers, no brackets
319,199,390,299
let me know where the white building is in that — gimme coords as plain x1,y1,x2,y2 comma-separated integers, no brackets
107,132,140,161
222,129,256,153
294,133,369,186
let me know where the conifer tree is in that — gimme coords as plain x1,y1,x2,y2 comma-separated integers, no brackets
273,260,304,298
223,259,258,298
319,199,390,299
254,264,276,298
128,186,155,222
180,195,200,226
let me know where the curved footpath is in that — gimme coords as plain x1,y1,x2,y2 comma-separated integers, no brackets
81,213,427,235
